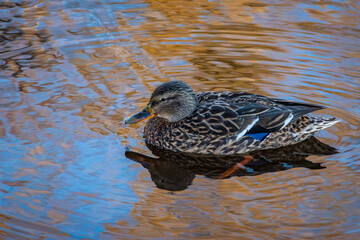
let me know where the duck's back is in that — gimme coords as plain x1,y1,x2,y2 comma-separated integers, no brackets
197,91,323,109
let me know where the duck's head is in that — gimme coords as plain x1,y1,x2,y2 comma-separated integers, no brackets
125,81,198,124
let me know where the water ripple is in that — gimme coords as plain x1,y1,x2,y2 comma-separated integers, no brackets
0,0,359,239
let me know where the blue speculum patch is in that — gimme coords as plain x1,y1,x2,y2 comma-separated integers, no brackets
246,132,270,141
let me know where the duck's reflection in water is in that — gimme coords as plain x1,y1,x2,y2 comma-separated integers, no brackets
125,137,337,191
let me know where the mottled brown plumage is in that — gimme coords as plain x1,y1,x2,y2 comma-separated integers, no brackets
126,81,338,155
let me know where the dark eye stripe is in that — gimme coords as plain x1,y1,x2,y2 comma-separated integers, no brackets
161,96,177,101
152,96,177,106
167,96,177,100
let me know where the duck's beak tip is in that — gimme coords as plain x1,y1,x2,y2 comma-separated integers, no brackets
124,115,140,124
125,105,155,124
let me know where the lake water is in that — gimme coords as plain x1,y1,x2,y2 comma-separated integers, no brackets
0,0,359,239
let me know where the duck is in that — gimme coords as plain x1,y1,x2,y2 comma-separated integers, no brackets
125,80,338,155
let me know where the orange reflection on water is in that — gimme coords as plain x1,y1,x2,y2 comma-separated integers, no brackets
0,0,359,239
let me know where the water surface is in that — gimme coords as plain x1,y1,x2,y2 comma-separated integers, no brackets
0,0,359,239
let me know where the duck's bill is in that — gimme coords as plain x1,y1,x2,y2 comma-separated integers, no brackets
125,105,156,124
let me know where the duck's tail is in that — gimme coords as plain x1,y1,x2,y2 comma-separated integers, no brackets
259,116,339,150
302,116,339,134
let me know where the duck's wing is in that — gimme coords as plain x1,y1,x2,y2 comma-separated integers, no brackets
188,100,324,141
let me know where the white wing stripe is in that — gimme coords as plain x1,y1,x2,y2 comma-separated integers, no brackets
280,112,294,130
236,117,259,140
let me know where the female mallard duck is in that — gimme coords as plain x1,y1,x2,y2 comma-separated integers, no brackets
125,81,338,155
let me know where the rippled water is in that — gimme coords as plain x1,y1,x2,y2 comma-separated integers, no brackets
0,0,359,239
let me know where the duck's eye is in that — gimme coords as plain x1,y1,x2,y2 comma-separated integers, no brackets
161,97,167,101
